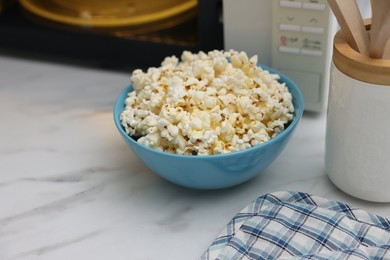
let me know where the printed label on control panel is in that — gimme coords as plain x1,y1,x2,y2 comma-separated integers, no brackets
279,33,322,52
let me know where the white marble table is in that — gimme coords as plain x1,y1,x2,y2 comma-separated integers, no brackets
1,53,389,260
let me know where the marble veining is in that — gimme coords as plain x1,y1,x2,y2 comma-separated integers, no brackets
13,230,103,258
1,54,390,260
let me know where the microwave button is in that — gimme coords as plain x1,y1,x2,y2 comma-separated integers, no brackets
279,24,301,32
279,0,302,9
301,26,324,34
279,46,300,54
279,69,321,103
300,49,323,57
302,3,326,10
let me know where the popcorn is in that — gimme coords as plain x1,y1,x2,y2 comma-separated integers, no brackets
120,50,294,155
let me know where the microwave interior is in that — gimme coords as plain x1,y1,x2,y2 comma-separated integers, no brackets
0,0,223,70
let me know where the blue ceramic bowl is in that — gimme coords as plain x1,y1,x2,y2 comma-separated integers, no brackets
114,65,304,189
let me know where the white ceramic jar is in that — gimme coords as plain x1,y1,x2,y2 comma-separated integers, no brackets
326,28,390,202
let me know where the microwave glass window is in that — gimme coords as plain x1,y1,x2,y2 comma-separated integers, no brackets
18,0,197,28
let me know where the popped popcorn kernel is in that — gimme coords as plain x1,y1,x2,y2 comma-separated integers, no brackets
120,50,294,155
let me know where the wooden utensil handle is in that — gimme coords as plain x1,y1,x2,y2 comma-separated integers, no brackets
328,0,370,55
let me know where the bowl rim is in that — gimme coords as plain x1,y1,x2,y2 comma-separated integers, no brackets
113,64,304,159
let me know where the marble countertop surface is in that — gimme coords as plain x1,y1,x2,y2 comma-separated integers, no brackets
1,54,390,260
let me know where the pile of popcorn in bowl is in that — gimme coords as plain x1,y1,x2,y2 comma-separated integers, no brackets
120,50,295,156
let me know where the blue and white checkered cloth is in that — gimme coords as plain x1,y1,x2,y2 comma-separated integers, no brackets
202,191,390,260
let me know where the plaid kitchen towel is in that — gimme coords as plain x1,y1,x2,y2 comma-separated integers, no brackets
202,191,390,260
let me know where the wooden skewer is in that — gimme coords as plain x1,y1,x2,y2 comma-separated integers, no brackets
327,0,370,55
370,0,390,58
383,39,390,59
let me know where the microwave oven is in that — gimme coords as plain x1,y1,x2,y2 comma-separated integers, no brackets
223,0,371,112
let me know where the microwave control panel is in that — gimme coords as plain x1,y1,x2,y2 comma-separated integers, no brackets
271,0,335,112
